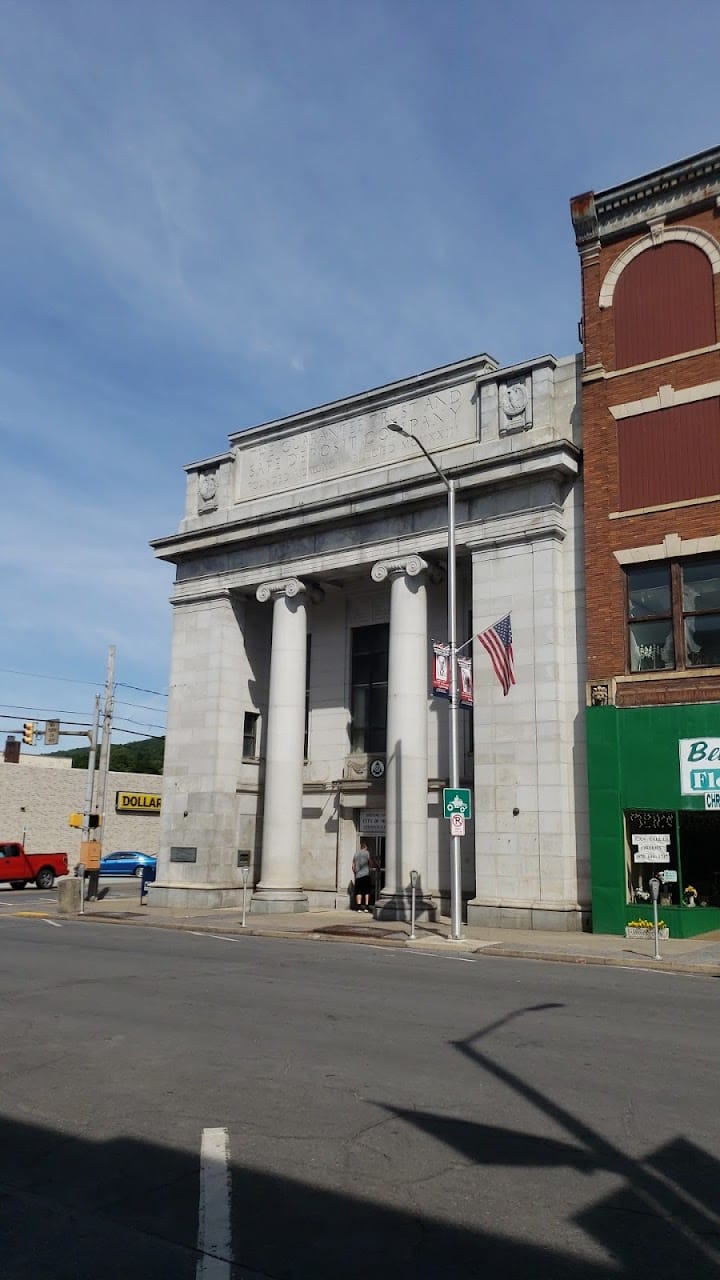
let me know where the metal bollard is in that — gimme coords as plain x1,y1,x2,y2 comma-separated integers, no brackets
76,862,85,916
409,869,419,940
649,875,662,960
240,865,250,926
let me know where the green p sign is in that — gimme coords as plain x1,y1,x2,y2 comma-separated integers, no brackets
443,787,472,820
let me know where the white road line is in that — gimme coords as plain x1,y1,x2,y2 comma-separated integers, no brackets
0,897,55,906
42,918,62,928
190,932,242,943
197,1127,232,1279
407,950,477,962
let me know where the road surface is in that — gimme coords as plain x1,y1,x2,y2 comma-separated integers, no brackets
0,916,717,1278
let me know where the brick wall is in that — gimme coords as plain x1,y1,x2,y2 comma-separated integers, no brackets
0,761,162,859
579,202,720,688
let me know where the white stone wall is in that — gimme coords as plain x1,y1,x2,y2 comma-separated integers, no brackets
0,760,163,859
157,593,249,889
154,349,586,925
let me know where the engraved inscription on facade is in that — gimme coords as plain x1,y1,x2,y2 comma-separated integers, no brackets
235,385,475,500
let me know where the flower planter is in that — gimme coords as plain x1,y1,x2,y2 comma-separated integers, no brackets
626,926,669,940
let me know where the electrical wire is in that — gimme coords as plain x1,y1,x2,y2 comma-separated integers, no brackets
0,667,103,687
116,682,168,697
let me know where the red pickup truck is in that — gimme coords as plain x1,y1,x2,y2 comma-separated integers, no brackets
0,842,68,890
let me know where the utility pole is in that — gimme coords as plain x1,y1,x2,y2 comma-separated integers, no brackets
82,696,102,844
95,644,116,839
81,695,102,904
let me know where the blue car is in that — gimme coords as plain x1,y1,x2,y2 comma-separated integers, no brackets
99,851,157,879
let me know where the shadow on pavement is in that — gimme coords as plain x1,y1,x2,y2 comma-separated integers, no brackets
2,1008,718,1277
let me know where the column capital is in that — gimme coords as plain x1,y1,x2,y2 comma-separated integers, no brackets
371,554,434,583
256,578,323,604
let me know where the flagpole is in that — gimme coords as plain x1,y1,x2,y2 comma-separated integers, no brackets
388,422,463,940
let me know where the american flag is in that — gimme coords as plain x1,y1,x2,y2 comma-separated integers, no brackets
478,614,515,696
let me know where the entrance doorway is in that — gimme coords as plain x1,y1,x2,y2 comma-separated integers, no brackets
362,834,385,906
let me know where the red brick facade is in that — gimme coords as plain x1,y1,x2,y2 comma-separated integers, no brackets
571,150,720,706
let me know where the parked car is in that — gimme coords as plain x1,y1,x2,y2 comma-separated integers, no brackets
99,851,157,879
0,842,68,889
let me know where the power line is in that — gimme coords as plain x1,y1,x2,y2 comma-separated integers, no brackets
114,717,166,732
115,699,168,713
0,703,166,730
0,712,91,727
116,682,168,697
0,667,103,687
0,670,168,698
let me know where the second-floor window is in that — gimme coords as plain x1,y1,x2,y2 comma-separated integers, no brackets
243,712,260,759
350,624,388,753
626,557,720,672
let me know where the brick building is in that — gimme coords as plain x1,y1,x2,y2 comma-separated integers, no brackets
571,145,720,936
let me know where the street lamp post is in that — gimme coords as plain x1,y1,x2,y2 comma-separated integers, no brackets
387,423,463,940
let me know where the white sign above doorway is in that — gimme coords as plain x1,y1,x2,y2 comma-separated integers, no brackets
359,811,386,835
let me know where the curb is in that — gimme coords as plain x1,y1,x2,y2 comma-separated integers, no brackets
61,910,720,975
476,945,720,977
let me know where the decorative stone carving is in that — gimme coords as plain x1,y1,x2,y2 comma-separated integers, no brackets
197,469,218,512
256,578,305,603
371,554,429,583
256,578,323,604
499,379,532,435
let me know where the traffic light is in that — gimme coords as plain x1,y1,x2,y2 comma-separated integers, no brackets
22,721,35,746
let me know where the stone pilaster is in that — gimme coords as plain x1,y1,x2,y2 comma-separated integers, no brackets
466,518,587,931
152,590,248,909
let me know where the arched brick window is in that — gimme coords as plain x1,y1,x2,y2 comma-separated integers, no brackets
613,242,716,369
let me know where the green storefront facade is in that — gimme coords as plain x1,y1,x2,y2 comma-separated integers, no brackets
588,702,720,938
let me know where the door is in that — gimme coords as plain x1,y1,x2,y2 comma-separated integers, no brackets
0,843,29,882
363,835,385,904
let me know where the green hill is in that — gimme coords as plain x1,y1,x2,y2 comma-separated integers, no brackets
50,736,165,775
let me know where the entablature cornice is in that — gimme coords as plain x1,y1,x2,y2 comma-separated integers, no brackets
153,439,581,566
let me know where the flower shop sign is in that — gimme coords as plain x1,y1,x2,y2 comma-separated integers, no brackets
679,738,720,795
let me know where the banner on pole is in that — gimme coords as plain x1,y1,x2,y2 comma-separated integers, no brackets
432,643,451,699
458,656,473,708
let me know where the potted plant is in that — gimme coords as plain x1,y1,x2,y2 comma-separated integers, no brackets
683,885,698,908
625,918,669,940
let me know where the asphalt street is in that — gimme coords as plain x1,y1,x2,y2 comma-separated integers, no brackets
0,916,718,1279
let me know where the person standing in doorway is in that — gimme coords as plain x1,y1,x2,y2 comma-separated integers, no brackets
352,839,376,912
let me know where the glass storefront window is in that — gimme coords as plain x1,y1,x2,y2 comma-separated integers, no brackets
629,620,675,671
625,810,678,905
627,564,671,619
682,556,720,611
626,557,720,671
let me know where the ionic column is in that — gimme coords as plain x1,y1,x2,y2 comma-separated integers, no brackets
251,578,313,913
371,554,432,920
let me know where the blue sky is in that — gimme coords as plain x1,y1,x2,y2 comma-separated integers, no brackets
1,0,718,750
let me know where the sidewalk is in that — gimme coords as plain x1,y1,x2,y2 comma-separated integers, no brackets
41,890,720,976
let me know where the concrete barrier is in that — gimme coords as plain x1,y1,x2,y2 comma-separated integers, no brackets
57,878,82,914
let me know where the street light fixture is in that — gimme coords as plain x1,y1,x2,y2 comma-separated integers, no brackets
387,422,463,940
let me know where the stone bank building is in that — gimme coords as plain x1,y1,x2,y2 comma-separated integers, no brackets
151,350,588,929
